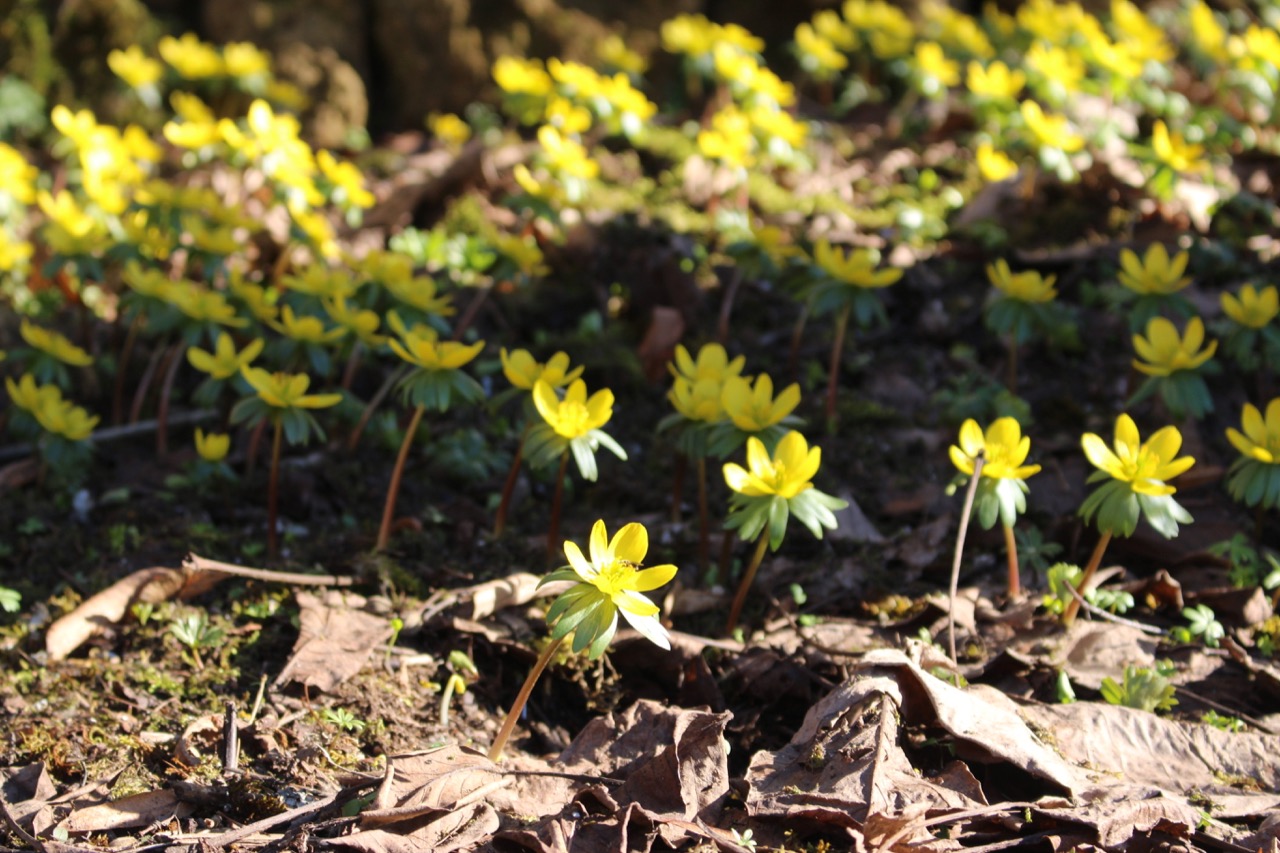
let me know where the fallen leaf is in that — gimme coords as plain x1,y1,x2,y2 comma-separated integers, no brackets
274,590,394,693
58,788,193,834
45,568,188,661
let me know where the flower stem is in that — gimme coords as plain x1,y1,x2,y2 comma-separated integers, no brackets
670,452,686,523
267,417,283,559
546,451,571,561
347,364,409,451
493,424,531,537
156,342,184,458
1062,531,1113,626
1006,331,1018,393
725,532,771,636
112,312,143,425
824,304,851,432
1002,523,1020,598
376,404,427,551
488,635,565,762
697,456,709,572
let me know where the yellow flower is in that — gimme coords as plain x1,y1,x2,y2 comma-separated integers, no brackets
697,105,756,168
384,273,454,317
322,296,384,346
913,41,960,88
533,379,614,440
966,60,1025,99
388,327,484,371
795,23,848,78
428,112,472,147
1025,41,1085,91
158,33,224,79
549,519,678,654
107,45,163,89
227,272,280,323
1117,244,1190,295
949,417,1041,480
537,125,599,181
976,143,1018,182
0,142,38,205
1081,414,1194,497
194,428,231,462
500,348,582,390
1221,284,1279,329
19,320,93,366
1132,316,1217,377
1189,2,1230,63
720,373,801,432
668,377,727,423
170,283,249,328
317,150,375,209
1227,400,1280,464
188,333,265,380
597,34,648,76
283,266,358,300
38,190,98,239
723,431,820,500
1152,121,1206,175
1110,0,1172,63
1020,100,1084,153
272,305,347,345
987,259,1056,302
492,56,553,97
0,229,32,272
813,240,902,289
669,343,746,385
222,41,271,78
240,367,342,410
36,397,99,441
6,374,63,415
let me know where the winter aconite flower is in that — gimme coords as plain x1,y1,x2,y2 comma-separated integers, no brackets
487,519,679,762
1152,120,1206,175
194,428,230,463
542,520,678,656
526,379,626,479
1080,414,1194,536
1130,316,1217,420
238,368,342,420
1220,284,1280,371
1225,400,1280,509
1067,414,1196,625
500,348,582,391
719,373,802,435
16,320,93,387
1116,243,1194,329
949,417,1040,595
722,430,846,632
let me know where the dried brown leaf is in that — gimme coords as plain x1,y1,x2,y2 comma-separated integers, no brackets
324,801,499,853
45,568,188,661
58,788,193,834
274,590,393,693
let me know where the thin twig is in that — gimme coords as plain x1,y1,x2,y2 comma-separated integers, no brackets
183,553,356,586
1061,582,1164,635
949,456,984,669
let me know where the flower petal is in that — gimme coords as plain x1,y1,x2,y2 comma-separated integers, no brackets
619,606,671,649
564,539,596,581
631,563,677,592
588,519,610,568
611,522,648,565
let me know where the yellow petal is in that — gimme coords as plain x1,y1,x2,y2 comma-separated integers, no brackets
611,522,649,565
588,519,610,568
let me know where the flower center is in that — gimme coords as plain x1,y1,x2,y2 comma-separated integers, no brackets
558,400,591,436
594,560,632,596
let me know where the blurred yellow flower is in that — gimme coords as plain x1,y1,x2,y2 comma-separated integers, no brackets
1117,244,1190,295
1132,316,1217,377
492,56,553,97
987,259,1056,303
500,348,582,390
194,428,231,462
976,143,1018,181
389,327,484,371
1152,121,1206,174
428,112,472,147
813,240,902,289
0,143,37,205
966,60,1024,99
534,378,614,440
1020,100,1084,153
720,373,801,432
597,34,647,76
19,320,93,367
913,41,959,88
108,45,163,89
222,41,271,78
188,333,265,380
669,343,746,385
1227,400,1280,464
795,23,848,78
241,367,342,410
1221,284,1279,329
159,33,224,79
317,150,375,209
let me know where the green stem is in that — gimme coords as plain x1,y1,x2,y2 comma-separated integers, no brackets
493,424,531,537
488,635,565,762
546,450,571,561
267,417,283,559
1062,531,1113,626
1002,523,1020,598
824,304,851,432
697,456,709,572
725,532,771,636
376,404,427,551
439,674,466,727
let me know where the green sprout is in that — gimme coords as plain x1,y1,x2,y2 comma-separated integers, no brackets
1100,664,1178,713
170,610,226,671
